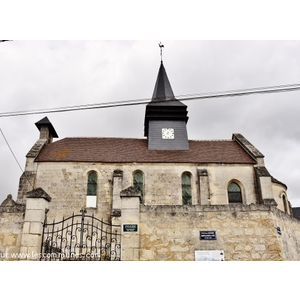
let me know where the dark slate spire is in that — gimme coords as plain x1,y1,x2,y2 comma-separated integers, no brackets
151,61,176,102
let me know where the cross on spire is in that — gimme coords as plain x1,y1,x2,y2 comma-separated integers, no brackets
159,42,164,62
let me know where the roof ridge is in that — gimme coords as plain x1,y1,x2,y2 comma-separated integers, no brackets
62,136,147,140
190,139,233,142
58,137,235,142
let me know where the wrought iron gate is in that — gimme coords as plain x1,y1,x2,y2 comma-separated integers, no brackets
40,208,121,261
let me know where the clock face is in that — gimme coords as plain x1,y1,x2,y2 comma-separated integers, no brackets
162,128,174,139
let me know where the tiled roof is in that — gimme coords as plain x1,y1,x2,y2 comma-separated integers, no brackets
35,137,257,164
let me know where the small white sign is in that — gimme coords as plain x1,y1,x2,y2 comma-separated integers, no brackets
195,250,225,261
86,195,97,208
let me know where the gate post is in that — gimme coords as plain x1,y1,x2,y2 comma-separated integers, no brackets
19,188,51,260
120,186,140,261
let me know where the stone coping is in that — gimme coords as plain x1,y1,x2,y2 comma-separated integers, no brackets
140,203,279,213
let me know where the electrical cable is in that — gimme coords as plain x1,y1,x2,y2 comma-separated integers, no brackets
0,127,34,189
0,127,24,172
1,81,300,197
1,82,300,118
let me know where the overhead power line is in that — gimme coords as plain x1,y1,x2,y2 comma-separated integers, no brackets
1,82,300,118
0,127,24,172
0,127,34,189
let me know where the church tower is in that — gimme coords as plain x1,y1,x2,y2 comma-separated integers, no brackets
144,60,189,150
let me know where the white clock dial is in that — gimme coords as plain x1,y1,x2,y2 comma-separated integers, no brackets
162,128,174,139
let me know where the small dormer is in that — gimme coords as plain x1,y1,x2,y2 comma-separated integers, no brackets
35,117,58,144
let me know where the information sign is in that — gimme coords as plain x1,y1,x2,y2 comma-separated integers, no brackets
123,224,138,232
200,231,216,240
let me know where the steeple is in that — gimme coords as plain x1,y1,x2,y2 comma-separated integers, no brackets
151,61,176,102
144,59,189,150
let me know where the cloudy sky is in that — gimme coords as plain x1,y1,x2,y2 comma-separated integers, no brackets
0,40,300,207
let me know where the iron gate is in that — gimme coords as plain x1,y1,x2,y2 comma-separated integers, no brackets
40,208,121,261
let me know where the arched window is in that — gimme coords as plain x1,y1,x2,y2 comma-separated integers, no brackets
228,182,242,203
182,173,192,205
133,171,143,202
87,171,97,196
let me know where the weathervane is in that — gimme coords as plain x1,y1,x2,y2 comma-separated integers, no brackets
159,42,164,62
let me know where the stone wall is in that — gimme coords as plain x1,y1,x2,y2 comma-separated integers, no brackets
24,161,261,221
10,158,296,261
139,204,300,261
2,193,300,261
272,207,300,260
0,195,25,261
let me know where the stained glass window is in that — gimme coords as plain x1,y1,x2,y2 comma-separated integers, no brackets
87,171,97,196
228,182,242,203
182,173,192,205
133,171,143,202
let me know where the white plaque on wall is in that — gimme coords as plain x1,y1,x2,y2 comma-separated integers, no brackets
86,195,97,208
195,250,225,261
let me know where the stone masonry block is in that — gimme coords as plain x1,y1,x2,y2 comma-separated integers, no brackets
26,198,49,211
30,222,43,235
121,210,139,223
24,209,45,223
121,234,139,247
121,247,134,261
6,247,21,259
259,177,273,199
3,234,17,246
20,233,41,247
121,197,140,209
254,244,266,251
22,222,31,234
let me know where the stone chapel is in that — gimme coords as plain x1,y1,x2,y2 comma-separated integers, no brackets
2,59,300,261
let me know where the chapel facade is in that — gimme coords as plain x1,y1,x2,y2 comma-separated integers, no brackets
2,59,300,261
17,61,291,217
